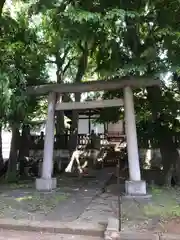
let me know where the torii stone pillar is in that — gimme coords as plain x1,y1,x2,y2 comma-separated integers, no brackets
36,92,57,191
124,87,146,195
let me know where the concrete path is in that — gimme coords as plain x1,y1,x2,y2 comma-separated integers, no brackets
0,229,103,240
46,187,100,222
77,193,115,224
46,167,114,222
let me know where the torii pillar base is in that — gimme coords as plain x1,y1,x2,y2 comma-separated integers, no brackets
36,178,57,191
125,180,147,196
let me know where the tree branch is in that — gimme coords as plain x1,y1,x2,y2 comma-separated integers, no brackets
0,0,6,17
55,46,70,70
78,40,85,52
62,57,75,75
61,46,71,64
46,59,56,64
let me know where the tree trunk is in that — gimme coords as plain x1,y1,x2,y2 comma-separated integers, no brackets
19,124,30,177
55,96,65,143
6,124,20,182
0,0,6,17
56,111,65,135
146,85,180,186
69,93,81,151
0,124,4,168
71,93,81,130
56,110,66,148
55,60,65,146
69,42,89,151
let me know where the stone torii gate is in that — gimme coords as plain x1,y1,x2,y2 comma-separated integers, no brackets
27,77,160,196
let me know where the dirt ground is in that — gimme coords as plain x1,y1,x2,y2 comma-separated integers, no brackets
0,168,180,235
0,174,96,220
0,169,111,221
0,182,69,220
106,177,180,234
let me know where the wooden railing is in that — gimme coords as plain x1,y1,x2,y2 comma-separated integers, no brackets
28,133,126,150
29,132,180,150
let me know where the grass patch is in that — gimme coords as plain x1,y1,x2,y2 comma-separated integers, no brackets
0,190,70,218
119,186,180,222
143,186,180,218
13,192,70,214
0,180,33,190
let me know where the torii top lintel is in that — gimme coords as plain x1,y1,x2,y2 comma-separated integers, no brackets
27,77,160,95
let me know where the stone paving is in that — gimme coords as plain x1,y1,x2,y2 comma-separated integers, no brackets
46,168,114,222
47,187,101,221
0,229,103,240
75,192,146,232
0,229,179,240
76,193,115,225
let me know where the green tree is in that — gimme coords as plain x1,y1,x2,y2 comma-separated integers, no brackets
0,6,48,181
28,0,180,185
31,1,100,149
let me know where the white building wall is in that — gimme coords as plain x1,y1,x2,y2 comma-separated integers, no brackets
0,119,124,161
2,130,11,160
107,120,124,135
91,121,104,134
78,119,89,134
78,118,104,134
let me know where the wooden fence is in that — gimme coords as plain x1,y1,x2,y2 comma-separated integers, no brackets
28,132,180,150
29,133,126,150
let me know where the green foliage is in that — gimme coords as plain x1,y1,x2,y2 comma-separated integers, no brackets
0,5,49,127
0,0,180,150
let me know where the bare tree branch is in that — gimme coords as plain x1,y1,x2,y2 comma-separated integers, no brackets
46,59,56,64
62,57,75,75
61,46,71,64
